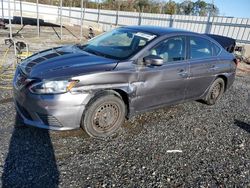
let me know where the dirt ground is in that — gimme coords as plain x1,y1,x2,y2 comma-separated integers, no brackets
0,24,90,89
0,25,250,187
0,24,88,57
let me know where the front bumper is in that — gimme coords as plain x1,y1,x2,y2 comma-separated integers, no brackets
13,85,91,131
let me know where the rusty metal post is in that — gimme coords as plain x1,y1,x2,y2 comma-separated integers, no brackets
14,0,16,12
115,2,120,26
69,0,72,18
60,0,63,40
20,0,23,25
83,1,86,25
1,0,4,19
36,0,40,37
8,0,12,39
97,0,100,24
80,0,83,42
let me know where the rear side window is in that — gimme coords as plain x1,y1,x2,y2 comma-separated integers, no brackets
190,36,212,59
211,43,221,56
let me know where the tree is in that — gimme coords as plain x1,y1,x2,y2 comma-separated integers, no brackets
206,3,219,16
135,0,150,12
194,0,207,16
179,0,195,15
165,0,177,15
23,0,220,16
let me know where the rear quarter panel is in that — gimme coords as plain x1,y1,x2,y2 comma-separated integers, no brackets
217,51,236,90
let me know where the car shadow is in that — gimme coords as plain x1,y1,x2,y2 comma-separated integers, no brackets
1,114,59,188
234,119,250,133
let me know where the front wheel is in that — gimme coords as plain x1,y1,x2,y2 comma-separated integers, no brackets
82,93,126,138
204,78,225,105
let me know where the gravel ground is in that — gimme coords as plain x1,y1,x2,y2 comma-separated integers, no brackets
0,74,249,187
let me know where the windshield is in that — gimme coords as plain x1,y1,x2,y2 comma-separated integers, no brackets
80,28,157,60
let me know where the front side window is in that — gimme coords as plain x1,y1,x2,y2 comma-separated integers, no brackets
190,36,212,59
80,28,157,60
150,36,186,63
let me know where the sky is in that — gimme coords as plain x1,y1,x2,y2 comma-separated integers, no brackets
175,0,250,18
213,0,250,18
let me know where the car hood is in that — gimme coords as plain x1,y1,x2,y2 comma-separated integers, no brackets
19,45,118,79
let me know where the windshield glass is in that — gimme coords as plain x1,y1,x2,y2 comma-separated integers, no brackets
80,28,157,60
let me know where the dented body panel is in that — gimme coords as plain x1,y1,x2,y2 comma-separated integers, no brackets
13,26,236,130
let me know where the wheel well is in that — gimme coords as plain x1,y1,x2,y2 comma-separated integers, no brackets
217,75,227,91
113,89,129,117
91,89,130,117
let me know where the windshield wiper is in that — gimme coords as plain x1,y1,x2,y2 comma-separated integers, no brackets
83,48,108,58
80,46,120,60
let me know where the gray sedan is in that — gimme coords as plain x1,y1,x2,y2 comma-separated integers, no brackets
13,26,237,138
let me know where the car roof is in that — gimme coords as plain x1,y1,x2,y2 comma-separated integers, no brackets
121,25,196,36
121,25,223,47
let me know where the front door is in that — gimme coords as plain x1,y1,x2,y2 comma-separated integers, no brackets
134,36,189,112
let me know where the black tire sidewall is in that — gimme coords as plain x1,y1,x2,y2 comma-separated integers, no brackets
83,94,126,138
206,78,225,105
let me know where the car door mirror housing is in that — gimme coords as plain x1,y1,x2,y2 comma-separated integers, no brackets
143,55,164,66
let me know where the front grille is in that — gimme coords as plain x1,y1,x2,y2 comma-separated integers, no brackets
38,113,63,127
16,101,33,121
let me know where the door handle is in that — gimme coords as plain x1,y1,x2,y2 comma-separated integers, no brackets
178,69,188,78
209,65,219,71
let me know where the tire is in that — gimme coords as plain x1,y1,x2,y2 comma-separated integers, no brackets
82,93,126,138
204,78,225,105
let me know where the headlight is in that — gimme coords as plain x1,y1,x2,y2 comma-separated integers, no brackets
29,80,78,94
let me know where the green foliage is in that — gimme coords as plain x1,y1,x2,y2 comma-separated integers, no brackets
165,0,177,15
179,0,195,15
136,0,150,11
177,0,219,16
194,0,207,16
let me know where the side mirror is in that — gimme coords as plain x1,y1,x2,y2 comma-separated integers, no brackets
143,55,164,66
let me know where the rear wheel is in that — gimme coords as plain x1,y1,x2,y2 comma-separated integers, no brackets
82,93,126,138
204,78,225,105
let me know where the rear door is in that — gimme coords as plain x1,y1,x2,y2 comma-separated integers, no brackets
185,36,221,99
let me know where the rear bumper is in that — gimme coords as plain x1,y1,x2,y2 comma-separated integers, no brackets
225,71,236,91
13,87,91,130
